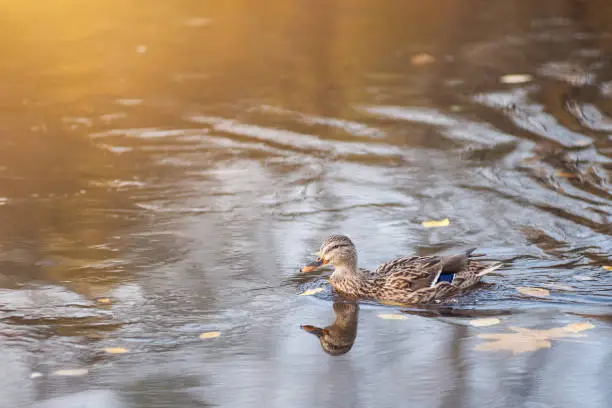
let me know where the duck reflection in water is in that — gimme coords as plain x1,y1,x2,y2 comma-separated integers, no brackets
301,301,358,356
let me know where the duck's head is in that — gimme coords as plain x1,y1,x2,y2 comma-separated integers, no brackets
301,234,357,273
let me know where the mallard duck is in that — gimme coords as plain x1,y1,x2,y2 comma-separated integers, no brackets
301,301,358,356
301,234,501,304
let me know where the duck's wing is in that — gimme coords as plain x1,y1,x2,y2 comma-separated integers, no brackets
374,256,444,291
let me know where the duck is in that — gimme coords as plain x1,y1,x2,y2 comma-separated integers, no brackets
301,301,358,356
300,234,501,304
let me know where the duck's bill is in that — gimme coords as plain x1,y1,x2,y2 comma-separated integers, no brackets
300,258,327,272
300,325,327,337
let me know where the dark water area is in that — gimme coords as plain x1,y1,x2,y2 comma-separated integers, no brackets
0,1,611,407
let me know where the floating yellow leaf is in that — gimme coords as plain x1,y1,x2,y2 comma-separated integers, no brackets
30,372,43,379
554,171,577,178
53,368,89,377
299,288,324,296
500,74,533,84
96,297,112,304
422,218,450,228
377,314,408,320
475,321,594,354
602,266,612,271
104,347,129,354
516,287,550,297
199,331,221,339
470,318,501,327
380,300,409,307
411,53,435,65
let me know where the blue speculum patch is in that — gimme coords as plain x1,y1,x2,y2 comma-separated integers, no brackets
437,273,455,283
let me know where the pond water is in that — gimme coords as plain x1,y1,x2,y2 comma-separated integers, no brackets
0,1,611,407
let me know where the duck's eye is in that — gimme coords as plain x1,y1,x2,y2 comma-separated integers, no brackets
316,257,322,262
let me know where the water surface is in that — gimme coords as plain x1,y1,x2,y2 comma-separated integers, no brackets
0,1,611,407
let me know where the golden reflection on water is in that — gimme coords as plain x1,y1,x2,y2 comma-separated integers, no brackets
0,2,491,103
3,0,612,108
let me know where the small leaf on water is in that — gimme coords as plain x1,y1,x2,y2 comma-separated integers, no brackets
96,297,112,304
377,314,408,320
470,318,501,327
516,287,550,297
554,171,577,178
500,74,533,84
422,218,450,228
104,347,129,354
299,288,324,296
30,372,43,379
411,53,435,65
380,300,409,307
199,331,221,339
574,275,595,281
602,266,612,271
53,368,89,377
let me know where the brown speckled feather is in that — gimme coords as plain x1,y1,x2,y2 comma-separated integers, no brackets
374,256,443,291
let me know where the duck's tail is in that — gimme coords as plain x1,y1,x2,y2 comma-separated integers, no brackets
467,248,487,258
477,263,503,277
441,248,479,273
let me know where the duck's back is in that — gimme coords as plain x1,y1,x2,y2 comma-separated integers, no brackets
374,255,445,292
